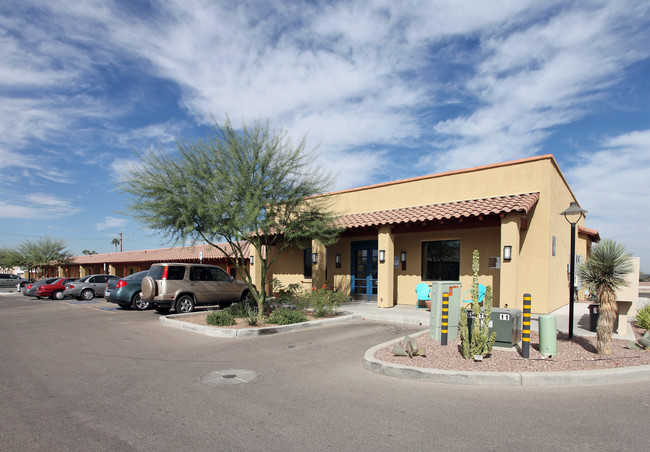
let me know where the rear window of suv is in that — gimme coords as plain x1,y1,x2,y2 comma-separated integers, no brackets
149,265,185,280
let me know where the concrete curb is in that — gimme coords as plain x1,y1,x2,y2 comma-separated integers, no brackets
160,311,361,337
363,330,650,386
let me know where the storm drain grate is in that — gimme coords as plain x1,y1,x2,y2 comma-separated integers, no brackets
200,369,259,386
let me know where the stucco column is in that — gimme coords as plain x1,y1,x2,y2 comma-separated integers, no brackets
499,212,521,309
311,240,327,290
250,246,263,296
377,225,395,308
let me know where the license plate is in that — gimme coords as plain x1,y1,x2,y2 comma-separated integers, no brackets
105,290,110,297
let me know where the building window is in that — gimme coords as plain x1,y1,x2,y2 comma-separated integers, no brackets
421,240,460,281
304,248,312,278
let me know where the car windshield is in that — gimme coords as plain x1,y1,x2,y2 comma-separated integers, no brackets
77,276,90,282
124,270,149,280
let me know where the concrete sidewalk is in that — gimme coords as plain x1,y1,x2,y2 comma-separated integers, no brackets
342,300,637,340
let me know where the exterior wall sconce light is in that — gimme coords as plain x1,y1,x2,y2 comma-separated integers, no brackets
312,252,318,264
249,255,254,265
335,253,341,268
503,245,512,261
379,250,386,263
560,201,588,339
400,251,407,271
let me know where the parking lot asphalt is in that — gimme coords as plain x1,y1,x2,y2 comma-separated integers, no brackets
1,292,648,451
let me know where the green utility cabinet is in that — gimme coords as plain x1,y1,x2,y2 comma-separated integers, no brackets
466,307,522,347
429,281,462,341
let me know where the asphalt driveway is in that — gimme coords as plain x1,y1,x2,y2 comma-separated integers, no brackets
0,293,647,451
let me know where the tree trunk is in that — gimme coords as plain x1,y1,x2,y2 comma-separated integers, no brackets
596,289,616,355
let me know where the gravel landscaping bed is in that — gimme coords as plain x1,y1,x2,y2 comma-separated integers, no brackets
374,325,650,372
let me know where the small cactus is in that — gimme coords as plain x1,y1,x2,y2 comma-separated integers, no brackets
393,335,426,358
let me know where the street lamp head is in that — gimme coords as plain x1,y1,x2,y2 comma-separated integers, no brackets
560,201,587,225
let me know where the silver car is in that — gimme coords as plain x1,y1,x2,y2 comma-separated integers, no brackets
63,274,119,300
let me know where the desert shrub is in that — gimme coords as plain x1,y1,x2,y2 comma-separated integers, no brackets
245,304,259,326
206,310,235,326
271,278,303,306
267,308,308,325
634,303,650,331
303,287,347,317
226,303,248,318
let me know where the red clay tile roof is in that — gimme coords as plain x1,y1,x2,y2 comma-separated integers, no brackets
578,226,600,243
334,193,540,229
72,242,249,264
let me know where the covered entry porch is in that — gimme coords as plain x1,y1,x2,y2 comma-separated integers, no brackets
310,193,539,311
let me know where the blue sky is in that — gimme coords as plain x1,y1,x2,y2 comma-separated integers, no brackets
1,0,649,271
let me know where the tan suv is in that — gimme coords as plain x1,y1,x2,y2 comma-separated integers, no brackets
140,263,252,314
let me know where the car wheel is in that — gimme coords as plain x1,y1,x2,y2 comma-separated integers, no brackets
132,292,149,310
81,289,94,300
154,306,171,314
118,303,131,309
176,295,195,313
52,290,64,300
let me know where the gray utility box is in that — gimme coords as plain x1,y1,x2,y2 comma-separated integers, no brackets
429,281,462,341
466,307,522,346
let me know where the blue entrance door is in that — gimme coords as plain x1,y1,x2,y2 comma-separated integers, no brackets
351,240,378,301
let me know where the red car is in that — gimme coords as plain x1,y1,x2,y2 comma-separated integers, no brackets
34,278,79,300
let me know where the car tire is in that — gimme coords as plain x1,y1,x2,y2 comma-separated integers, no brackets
176,295,195,313
52,290,64,300
132,292,149,310
81,289,94,300
154,306,171,314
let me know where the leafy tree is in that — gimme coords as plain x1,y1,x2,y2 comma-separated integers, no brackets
0,247,23,271
111,238,120,252
13,237,73,278
578,239,633,354
82,250,97,255
120,116,341,318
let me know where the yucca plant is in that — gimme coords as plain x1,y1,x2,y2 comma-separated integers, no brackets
578,239,633,355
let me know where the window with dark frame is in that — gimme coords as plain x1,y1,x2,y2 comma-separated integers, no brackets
421,240,460,281
304,248,312,278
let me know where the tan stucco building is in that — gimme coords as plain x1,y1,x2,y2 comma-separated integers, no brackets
258,155,599,314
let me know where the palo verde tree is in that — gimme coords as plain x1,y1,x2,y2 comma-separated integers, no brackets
578,239,633,354
120,116,341,318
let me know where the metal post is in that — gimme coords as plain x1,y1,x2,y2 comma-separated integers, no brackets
568,223,576,339
522,293,531,358
441,292,449,346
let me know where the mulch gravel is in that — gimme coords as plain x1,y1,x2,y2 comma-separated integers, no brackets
374,327,650,373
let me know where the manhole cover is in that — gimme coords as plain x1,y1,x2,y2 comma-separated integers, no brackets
200,369,259,386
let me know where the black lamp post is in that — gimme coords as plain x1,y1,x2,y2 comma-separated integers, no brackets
560,201,588,339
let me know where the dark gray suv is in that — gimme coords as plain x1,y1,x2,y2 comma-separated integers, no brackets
141,263,252,314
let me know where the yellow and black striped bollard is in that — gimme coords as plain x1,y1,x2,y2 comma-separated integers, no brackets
522,293,531,358
441,292,449,346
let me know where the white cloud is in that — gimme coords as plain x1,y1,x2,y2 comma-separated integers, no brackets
423,0,650,172
0,193,78,219
97,216,129,231
566,129,650,270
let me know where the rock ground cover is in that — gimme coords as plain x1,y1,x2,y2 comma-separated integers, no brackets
374,324,650,372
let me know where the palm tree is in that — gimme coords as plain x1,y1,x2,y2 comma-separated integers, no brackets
578,239,633,354
111,238,120,252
